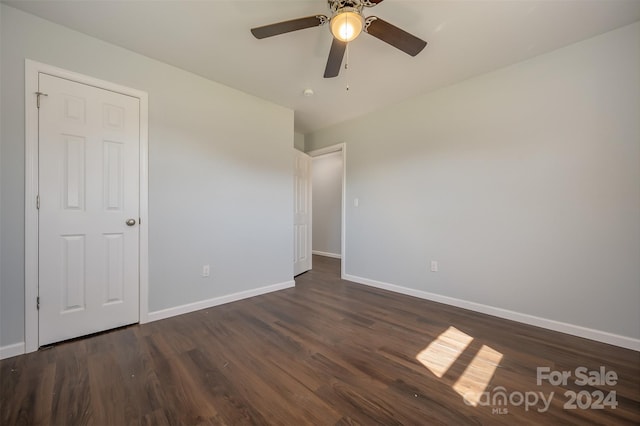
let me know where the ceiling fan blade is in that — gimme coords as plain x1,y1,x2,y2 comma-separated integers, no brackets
324,38,347,78
362,0,385,6
251,15,328,39
364,17,427,56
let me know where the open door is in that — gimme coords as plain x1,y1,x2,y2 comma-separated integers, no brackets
293,150,312,275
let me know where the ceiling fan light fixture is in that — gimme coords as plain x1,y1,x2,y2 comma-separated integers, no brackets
251,0,428,78
330,9,364,42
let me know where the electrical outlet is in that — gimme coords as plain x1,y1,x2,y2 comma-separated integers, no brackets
430,260,438,272
202,264,210,277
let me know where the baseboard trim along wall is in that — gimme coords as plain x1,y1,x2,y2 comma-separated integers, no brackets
6,276,635,359
1,281,295,360
0,342,26,360
312,250,342,259
344,274,640,352
146,280,296,323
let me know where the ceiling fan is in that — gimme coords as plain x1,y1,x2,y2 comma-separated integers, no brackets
251,0,427,78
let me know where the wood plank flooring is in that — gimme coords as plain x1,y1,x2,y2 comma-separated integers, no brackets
1,255,639,425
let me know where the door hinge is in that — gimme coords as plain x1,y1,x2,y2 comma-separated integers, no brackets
36,91,48,108
37,297,40,310
36,195,40,210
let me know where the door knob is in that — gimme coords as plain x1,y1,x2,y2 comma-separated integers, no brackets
126,218,136,226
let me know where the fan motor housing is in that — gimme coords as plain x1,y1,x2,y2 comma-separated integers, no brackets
329,0,365,15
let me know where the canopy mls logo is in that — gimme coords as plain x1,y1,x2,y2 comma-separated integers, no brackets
464,366,619,414
462,386,554,413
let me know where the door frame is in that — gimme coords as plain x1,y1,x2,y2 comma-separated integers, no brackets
307,143,346,279
24,59,149,353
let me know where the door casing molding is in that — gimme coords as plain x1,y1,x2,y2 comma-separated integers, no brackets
24,59,150,353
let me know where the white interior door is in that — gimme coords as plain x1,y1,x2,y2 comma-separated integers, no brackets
294,150,312,276
38,73,140,346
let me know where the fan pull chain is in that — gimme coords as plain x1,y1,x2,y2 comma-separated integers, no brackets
345,41,350,92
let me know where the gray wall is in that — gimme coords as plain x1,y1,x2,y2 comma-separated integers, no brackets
312,152,342,256
0,5,294,347
306,22,640,340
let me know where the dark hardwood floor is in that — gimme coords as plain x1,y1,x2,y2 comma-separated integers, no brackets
1,255,639,425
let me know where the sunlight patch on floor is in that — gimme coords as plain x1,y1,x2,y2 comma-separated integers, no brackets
416,327,503,406
453,344,503,406
416,326,473,378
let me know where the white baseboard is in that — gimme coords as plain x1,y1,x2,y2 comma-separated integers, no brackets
312,250,341,259
1,281,295,359
0,342,26,360
344,274,640,352
146,280,295,323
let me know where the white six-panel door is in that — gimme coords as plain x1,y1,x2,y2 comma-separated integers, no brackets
38,73,140,346
294,150,312,276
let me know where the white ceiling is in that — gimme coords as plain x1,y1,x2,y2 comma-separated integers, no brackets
5,0,640,134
